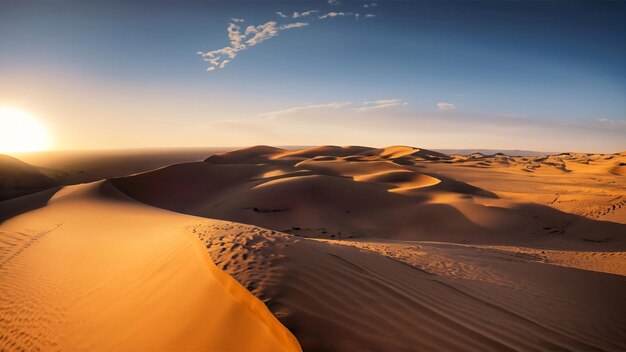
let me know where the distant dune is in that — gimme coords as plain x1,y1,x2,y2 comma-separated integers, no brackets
113,145,626,246
1,145,625,351
0,148,235,202
10,147,234,185
434,148,561,156
0,155,57,201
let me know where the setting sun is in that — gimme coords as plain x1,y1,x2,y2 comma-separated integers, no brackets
0,107,51,153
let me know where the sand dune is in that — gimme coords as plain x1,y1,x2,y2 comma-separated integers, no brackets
0,155,57,201
109,145,626,349
207,145,287,164
424,151,626,224
5,148,233,193
271,145,374,160
194,221,626,351
366,145,450,161
113,145,626,249
0,182,300,351
2,145,625,351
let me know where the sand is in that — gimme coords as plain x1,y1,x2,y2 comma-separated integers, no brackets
2,145,625,351
113,146,626,248
0,181,300,351
0,155,57,201
195,223,626,350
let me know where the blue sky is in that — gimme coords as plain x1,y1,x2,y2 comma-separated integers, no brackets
1,0,625,152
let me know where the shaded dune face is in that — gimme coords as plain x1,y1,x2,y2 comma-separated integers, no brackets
0,155,58,201
112,145,626,249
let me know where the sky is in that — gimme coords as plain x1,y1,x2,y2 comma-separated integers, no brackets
1,0,625,153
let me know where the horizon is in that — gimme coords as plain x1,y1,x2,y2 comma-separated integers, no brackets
7,144,584,158
1,0,625,153
8,143,626,160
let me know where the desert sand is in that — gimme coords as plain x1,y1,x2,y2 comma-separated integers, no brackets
0,181,299,351
1,145,625,351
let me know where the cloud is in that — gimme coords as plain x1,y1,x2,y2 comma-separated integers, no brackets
364,14,376,19
437,102,456,112
244,22,279,46
355,99,407,112
280,22,310,30
199,3,378,72
328,0,341,5
259,101,351,118
260,99,407,117
198,20,307,71
364,2,377,8
319,12,347,19
278,10,319,19
293,10,319,18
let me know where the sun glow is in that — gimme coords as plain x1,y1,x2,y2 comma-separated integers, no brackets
0,107,51,153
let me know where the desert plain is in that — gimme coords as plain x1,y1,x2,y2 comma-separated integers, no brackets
1,145,625,351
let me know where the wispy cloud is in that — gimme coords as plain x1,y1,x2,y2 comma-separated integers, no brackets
355,99,407,112
280,22,309,30
363,2,377,8
319,12,347,19
198,21,301,71
437,102,456,112
259,99,407,117
277,10,319,19
259,101,351,118
597,118,626,125
293,10,319,18
199,3,378,72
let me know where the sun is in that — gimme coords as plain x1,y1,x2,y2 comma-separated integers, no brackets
0,107,51,153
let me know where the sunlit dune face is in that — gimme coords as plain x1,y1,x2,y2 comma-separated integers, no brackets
0,107,51,153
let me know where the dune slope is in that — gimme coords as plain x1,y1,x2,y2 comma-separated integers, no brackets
193,221,626,351
0,155,57,201
0,182,300,351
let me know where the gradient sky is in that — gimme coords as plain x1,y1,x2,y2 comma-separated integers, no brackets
1,0,625,153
